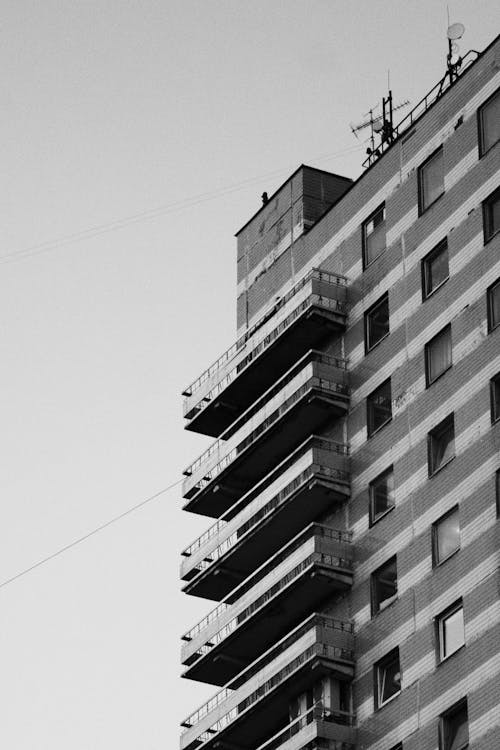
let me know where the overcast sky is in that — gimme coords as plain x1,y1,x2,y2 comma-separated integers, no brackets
1,2,499,748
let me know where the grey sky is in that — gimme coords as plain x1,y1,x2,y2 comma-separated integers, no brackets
1,1,499,748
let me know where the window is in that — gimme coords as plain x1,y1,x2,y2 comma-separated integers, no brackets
478,87,500,156
487,278,500,331
439,699,468,750
425,325,452,386
496,470,500,518
369,467,395,525
365,294,389,352
367,379,392,437
433,506,460,566
422,239,449,299
363,204,386,267
371,557,397,615
375,648,401,709
437,600,464,661
419,147,444,214
428,414,455,476
483,186,500,243
491,373,500,423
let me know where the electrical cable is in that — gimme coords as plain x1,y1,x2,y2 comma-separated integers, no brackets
0,145,363,265
0,478,183,590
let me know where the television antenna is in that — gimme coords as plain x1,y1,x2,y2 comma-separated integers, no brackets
350,91,410,162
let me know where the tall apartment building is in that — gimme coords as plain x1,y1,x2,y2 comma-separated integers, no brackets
179,32,500,750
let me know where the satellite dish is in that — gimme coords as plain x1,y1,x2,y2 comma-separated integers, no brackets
447,22,465,40
450,53,460,65
373,118,384,133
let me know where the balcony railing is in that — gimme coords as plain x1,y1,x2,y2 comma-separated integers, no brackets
182,268,347,401
257,703,356,750
180,436,349,564
181,525,352,664
181,641,353,743
230,613,354,690
182,269,348,436
186,462,349,577
182,362,349,509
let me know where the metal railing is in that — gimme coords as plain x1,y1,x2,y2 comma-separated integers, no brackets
234,613,354,687
363,50,479,168
181,641,354,742
185,464,350,576
180,435,350,561
257,703,356,750
181,534,352,655
183,376,349,493
182,268,347,401
184,295,347,420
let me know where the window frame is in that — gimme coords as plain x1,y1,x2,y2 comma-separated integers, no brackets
418,146,445,215
374,648,401,710
483,185,500,244
425,324,452,387
439,698,468,750
432,505,460,567
428,414,455,477
496,469,500,519
371,556,398,616
367,378,392,438
369,466,395,526
362,203,386,269
491,373,500,423
365,293,390,353
487,278,500,332
422,238,449,300
478,86,500,157
436,600,465,663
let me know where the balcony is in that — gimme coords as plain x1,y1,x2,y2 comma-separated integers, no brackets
256,704,356,750
182,352,349,518
182,269,348,437
181,437,350,601
180,614,355,750
181,524,353,686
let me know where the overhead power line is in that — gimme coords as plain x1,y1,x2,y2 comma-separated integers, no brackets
0,478,183,591
0,145,363,265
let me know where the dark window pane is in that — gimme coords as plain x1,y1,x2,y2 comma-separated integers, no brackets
420,149,444,212
366,295,389,351
442,701,468,750
368,380,392,436
479,88,500,155
488,279,500,330
491,374,500,422
363,205,386,266
372,557,397,614
370,468,395,523
484,187,500,242
429,416,455,474
426,326,452,385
